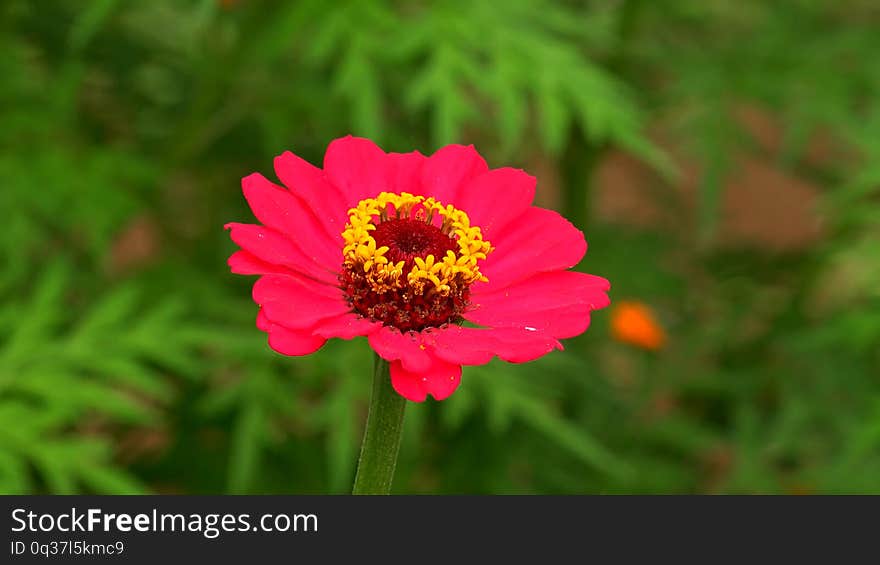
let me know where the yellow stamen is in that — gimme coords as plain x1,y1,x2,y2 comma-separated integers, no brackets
341,193,492,296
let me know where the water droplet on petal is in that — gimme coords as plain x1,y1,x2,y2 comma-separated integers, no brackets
524,326,537,331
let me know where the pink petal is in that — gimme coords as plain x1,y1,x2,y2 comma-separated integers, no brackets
478,207,586,292
386,151,427,194
228,250,295,276
241,173,340,269
368,327,432,373
274,150,349,240
256,308,272,331
388,360,427,402
467,271,611,339
258,306,327,355
323,136,389,206
419,358,462,401
424,325,562,365
456,168,535,238
389,357,462,402
266,324,327,356
472,271,611,310
419,144,488,205
311,313,381,340
225,222,338,284
254,275,351,330
253,271,345,303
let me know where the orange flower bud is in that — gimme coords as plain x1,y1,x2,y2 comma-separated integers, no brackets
610,301,666,351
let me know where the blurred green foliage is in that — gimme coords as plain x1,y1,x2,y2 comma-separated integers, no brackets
1,0,878,493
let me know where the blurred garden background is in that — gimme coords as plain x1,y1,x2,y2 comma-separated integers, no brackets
2,0,879,494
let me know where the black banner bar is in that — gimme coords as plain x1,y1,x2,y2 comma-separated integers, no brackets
0,496,874,563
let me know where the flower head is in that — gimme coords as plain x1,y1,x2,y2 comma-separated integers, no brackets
226,136,610,401
610,301,666,351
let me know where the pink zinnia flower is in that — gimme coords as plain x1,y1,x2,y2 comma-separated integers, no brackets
225,136,610,402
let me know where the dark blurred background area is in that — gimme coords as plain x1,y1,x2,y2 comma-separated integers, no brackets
1,0,879,494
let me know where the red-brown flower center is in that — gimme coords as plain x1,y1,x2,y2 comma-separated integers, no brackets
372,218,458,271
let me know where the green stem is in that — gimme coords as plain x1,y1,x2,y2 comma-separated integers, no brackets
352,354,406,494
